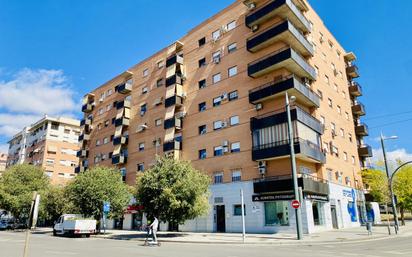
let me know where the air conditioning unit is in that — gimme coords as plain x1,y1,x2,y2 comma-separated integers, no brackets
181,92,187,98
213,56,221,64
223,147,229,153
181,74,187,81
176,111,187,119
303,77,310,86
221,25,228,34
223,140,229,147
221,93,228,100
248,2,256,10
331,130,337,138
320,36,325,43
258,161,267,175
221,122,228,128
255,103,263,111
251,24,259,32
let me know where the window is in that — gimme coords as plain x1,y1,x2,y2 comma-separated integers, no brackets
156,79,163,87
212,73,221,84
198,37,206,47
317,90,323,100
233,204,245,216
198,57,206,67
328,40,334,49
106,104,112,111
340,128,345,138
199,149,207,160
96,139,101,146
199,102,206,112
312,202,325,226
140,104,147,116
327,98,333,108
142,86,148,94
314,65,319,76
232,170,241,182
213,96,222,107
352,156,356,164
322,52,327,61
333,83,338,91
111,118,115,125
231,142,240,153
213,172,223,184
137,163,145,172
103,137,109,144
212,29,221,41
214,146,224,156
227,20,236,31
343,152,348,161
157,60,164,69
228,66,237,77
337,105,341,114
143,68,149,77
345,112,349,120
198,79,206,89
139,142,145,151
264,202,289,226
230,115,239,126
98,108,104,115
64,129,70,134
324,75,329,85
228,42,237,53
348,133,353,142
198,125,207,135
229,90,238,101
212,50,221,63
107,89,113,96
104,120,109,127
51,122,59,130
213,120,223,130
155,118,162,127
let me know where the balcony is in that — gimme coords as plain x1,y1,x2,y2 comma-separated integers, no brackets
115,117,130,127
166,54,184,67
251,107,324,134
349,82,362,97
164,118,182,130
249,75,319,107
166,74,183,87
76,150,89,158
116,81,133,94
252,138,326,163
116,100,131,109
248,47,316,80
163,140,182,152
75,166,87,173
355,123,369,136
80,118,92,127
113,136,128,146
112,154,127,165
346,64,360,78
78,134,90,142
247,20,313,56
81,103,94,113
352,102,366,116
245,0,311,33
165,95,183,108
358,145,373,157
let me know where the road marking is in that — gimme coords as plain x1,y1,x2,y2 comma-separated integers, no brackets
45,250,78,255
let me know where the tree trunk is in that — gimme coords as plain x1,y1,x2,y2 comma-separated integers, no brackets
400,206,405,226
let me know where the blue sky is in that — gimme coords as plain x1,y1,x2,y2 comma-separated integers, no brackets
1,0,412,162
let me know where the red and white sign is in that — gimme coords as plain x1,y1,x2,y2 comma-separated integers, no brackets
291,200,300,209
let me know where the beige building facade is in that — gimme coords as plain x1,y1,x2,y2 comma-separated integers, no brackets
78,0,371,233
7,116,81,185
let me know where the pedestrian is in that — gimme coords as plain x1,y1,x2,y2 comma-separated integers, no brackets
149,217,159,243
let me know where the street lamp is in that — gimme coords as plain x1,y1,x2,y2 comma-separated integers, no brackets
380,133,399,234
285,92,303,240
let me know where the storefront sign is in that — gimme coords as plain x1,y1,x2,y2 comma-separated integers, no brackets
305,193,329,202
125,205,144,214
252,193,294,202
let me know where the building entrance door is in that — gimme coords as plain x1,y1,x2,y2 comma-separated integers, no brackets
331,206,339,229
216,205,226,233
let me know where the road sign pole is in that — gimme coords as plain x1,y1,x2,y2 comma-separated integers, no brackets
240,189,246,243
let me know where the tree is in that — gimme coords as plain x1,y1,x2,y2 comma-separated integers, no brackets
393,165,412,225
362,169,389,204
65,167,131,221
39,185,73,225
0,164,49,221
136,157,210,227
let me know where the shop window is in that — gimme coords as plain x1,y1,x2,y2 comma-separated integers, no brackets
233,204,246,216
312,202,325,226
264,202,289,226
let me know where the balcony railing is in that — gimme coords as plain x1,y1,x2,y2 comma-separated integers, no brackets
116,80,133,94
349,82,362,97
352,102,366,116
76,150,89,158
249,75,319,107
112,154,127,165
166,54,184,67
78,134,91,142
80,118,92,127
252,137,326,163
164,118,182,130
248,47,316,80
245,0,311,33
166,74,183,87
251,106,324,134
116,100,131,110
74,166,87,173
163,140,182,152
355,123,369,136
81,103,94,113
115,117,130,127
247,20,313,56
358,144,372,157
113,136,128,146
165,95,183,108
346,64,360,78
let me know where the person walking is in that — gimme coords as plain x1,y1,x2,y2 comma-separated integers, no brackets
149,217,159,243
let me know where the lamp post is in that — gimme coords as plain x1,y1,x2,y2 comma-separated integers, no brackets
380,133,399,234
286,92,303,240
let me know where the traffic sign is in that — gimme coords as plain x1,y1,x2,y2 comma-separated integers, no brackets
103,202,110,213
291,200,300,209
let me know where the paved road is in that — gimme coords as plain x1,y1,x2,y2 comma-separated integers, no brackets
1,230,412,257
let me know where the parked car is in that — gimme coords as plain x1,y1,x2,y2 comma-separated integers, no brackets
53,214,96,237
0,219,14,230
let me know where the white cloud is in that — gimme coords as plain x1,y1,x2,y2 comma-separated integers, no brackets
0,68,77,115
0,113,42,137
0,144,8,154
371,148,412,171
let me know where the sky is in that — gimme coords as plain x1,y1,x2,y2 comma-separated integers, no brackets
1,0,412,164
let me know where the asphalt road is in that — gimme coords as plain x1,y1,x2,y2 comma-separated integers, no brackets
1,230,412,257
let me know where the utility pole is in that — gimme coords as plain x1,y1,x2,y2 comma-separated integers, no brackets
240,189,246,243
286,93,303,240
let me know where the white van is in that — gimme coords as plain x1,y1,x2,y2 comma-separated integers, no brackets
53,214,96,237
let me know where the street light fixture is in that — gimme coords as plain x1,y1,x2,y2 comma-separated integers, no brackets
285,92,303,240
380,133,399,234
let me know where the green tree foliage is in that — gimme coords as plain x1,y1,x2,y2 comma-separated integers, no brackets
393,165,412,224
136,157,210,225
362,169,389,204
0,164,49,220
65,167,131,220
39,185,73,224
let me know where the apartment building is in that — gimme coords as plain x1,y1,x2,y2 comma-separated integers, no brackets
7,116,81,185
77,0,371,233
0,153,7,175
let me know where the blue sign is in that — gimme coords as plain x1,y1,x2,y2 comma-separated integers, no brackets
103,202,110,213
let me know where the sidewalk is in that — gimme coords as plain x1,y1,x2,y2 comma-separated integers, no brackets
94,222,412,245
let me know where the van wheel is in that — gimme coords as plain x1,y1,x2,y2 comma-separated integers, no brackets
53,229,57,236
